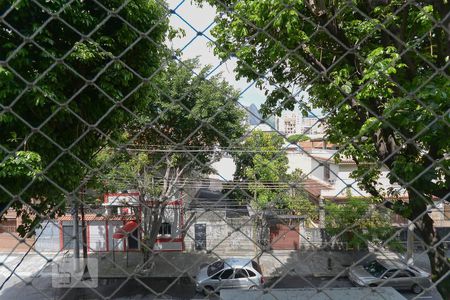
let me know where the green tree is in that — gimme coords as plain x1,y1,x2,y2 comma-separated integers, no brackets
285,170,318,222
325,196,400,251
203,0,449,293
232,131,316,246
0,0,168,235
233,131,315,215
233,130,289,209
94,59,246,263
287,133,309,144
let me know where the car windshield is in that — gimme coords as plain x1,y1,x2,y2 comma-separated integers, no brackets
207,261,224,276
364,260,387,278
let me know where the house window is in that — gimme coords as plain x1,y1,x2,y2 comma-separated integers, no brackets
159,222,171,235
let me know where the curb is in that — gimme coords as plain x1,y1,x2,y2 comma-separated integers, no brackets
312,272,348,278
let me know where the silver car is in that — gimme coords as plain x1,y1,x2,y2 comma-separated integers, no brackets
195,258,264,294
349,258,431,294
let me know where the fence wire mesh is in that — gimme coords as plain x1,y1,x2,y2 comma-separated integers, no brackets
0,0,449,299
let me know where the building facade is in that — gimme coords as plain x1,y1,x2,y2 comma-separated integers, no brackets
35,192,184,253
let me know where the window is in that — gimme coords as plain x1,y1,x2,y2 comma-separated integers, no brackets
159,222,171,235
383,269,397,278
246,269,256,277
234,269,248,279
364,260,387,278
220,269,234,279
251,260,262,275
394,270,415,278
208,261,224,276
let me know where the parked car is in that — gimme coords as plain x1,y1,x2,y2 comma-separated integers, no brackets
195,258,264,294
348,258,431,294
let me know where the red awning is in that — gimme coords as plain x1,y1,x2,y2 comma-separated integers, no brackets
112,221,139,239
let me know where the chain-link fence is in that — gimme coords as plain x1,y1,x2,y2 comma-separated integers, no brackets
0,0,449,299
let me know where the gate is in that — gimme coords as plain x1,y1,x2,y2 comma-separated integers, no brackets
270,224,300,250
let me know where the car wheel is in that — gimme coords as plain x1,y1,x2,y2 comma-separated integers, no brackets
249,285,258,290
203,286,214,296
411,284,423,294
368,283,378,288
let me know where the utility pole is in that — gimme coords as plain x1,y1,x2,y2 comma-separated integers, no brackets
79,186,87,259
319,196,325,247
72,194,80,259
318,197,325,228
81,198,87,259
406,220,414,264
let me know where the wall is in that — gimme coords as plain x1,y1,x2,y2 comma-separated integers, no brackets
108,221,125,251
88,221,107,252
184,210,255,256
321,165,398,199
286,148,404,200
34,220,60,252
210,155,236,182
286,151,311,174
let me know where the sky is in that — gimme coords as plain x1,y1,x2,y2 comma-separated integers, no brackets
165,0,267,108
164,0,325,118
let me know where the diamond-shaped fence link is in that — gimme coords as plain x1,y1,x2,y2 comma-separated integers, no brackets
1,0,449,299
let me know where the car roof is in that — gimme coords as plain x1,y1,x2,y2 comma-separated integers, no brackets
222,258,253,268
377,258,422,272
374,259,429,276
377,259,407,269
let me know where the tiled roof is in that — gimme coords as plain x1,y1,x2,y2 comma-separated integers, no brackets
57,214,136,222
302,178,333,198
309,154,355,164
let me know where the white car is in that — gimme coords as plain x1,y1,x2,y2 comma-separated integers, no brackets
195,258,264,295
349,258,431,294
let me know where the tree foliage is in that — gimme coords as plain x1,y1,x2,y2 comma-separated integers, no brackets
0,0,168,235
287,133,309,144
234,130,288,209
204,0,449,293
325,196,400,251
233,131,316,220
94,59,246,254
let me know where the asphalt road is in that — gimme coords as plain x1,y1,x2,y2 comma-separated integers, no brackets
0,275,442,299
53,275,441,300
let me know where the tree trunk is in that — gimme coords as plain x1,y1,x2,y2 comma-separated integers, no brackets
142,200,167,263
140,192,151,263
406,192,450,296
373,131,449,295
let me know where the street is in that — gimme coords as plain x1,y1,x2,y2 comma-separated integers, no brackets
0,274,441,300
0,251,445,300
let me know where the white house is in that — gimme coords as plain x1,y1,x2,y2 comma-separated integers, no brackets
35,192,184,253
285,142,405,201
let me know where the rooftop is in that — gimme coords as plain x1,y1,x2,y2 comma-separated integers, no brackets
190,188,249,218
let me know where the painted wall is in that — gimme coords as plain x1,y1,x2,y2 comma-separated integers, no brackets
184,211,255,255
108,221,126,252
88,221,107,251
34,221,60,252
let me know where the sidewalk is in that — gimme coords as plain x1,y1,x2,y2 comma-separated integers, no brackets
258,250,368,278
87,247,439,279
80,250,369,279
0,248,439,280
